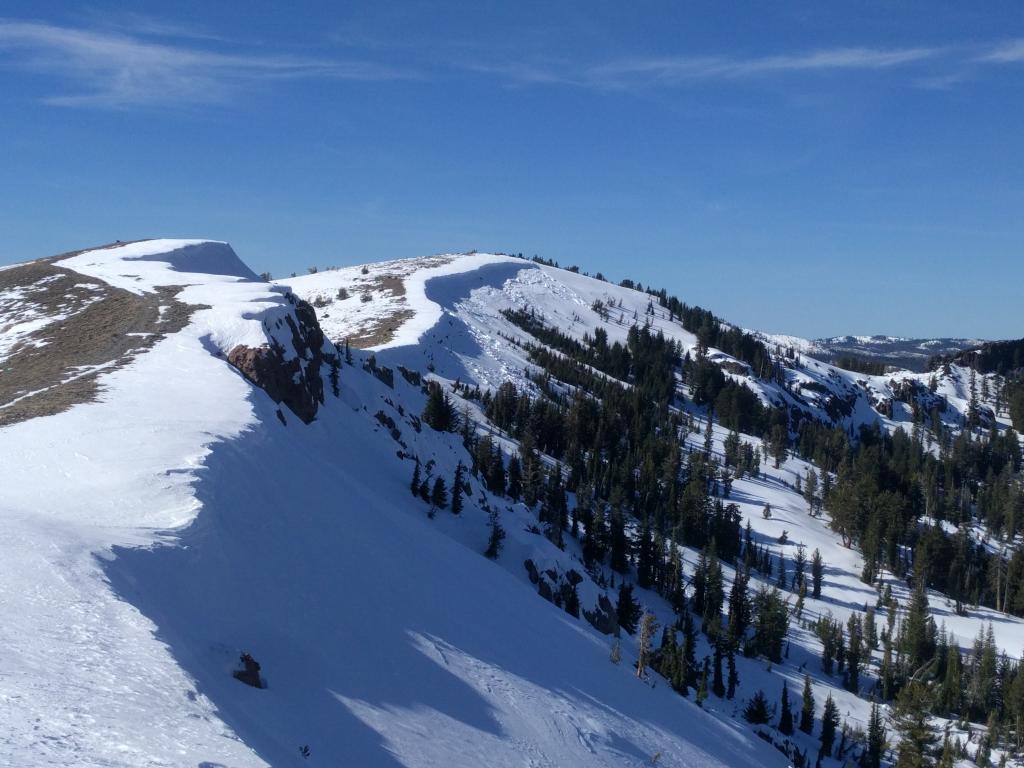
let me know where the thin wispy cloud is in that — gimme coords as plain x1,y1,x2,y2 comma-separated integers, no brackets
587,46,941,86
0,19,416,108
1,17,1020,110
977,38,1024,63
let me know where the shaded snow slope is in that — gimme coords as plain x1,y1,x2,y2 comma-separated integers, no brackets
107,368,775,768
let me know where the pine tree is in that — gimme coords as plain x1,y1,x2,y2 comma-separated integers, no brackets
506,455,522,501
410,459,422,496
484,508,505,559
939,640,963,715
422,381,456,432
696,659,709,708
799,674,814,734
936,734,955,768
811,548,824,599
637,613,658,679
820,693,839,758
616,583,641,635
680,611,698,693
744,690,771,724
865,702,886,768
727,564,751,639
750,585,789,662
712,641,725,698
845,612,863,692
430,476,448,512
893,680,936,768
778,681,794,735
726,645,739,699
609,508,629,573
804,469,819,514
793,545,807,593
903,572,934,671
451,462,464,515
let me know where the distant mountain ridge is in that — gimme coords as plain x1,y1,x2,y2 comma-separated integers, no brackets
752,331,988,372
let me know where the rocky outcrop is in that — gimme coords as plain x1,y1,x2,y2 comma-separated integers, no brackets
227,295,336,424
583,593,620,637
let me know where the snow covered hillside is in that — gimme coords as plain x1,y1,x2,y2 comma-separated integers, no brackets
2,242,1020,767
0,241,782,767
286,254,1001,441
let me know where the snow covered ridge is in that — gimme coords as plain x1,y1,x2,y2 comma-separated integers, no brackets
57,239,338,423
0,240,783,767
287,253,993,436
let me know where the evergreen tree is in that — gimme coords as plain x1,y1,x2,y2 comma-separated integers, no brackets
484,508,505,559
750,585,789,662
811,548,824,599
422,381,456,431
846,612,863,692
726,645,739,700
804,468,819,514
680,611,698,694
938,640,963,715
451,462,465,515
902,572,935,671
744,690,772,724
712,641,725,698
820,693,840,758
609,508,629,573
779,681,794,735
506,455,523,501
893,680,936,768
430,476,448,512
410,459,422,496
865,702,886,768
799,674,815,734
696,660,709,708
616,583,642,635
637,613,658,679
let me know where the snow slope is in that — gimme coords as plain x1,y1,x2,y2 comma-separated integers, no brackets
288,252,1022,764
0,241,782,767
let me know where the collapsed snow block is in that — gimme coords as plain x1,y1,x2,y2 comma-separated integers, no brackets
233,652,265,689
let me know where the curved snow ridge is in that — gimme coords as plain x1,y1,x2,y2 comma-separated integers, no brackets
377,253,530,350
57,239,259,295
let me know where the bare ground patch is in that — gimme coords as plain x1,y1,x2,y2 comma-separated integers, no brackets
0,244,197,427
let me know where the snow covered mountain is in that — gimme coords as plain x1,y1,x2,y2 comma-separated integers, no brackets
1,241,1020,767
752,331,987,373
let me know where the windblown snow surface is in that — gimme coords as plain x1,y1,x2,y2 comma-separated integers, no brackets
0,242,789,767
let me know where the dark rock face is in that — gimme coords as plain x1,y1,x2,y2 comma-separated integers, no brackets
233,653,264,689
583,594,620,637
227,296,334,424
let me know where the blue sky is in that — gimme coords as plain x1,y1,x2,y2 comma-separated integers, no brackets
0,2,1021,339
